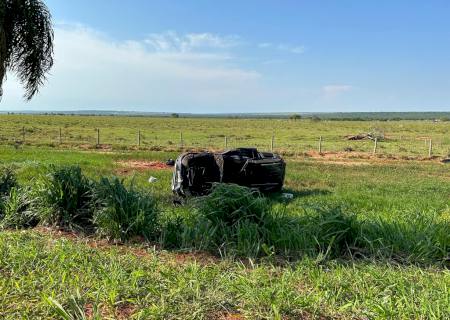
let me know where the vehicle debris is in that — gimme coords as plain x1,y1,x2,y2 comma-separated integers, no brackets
282,193,294,199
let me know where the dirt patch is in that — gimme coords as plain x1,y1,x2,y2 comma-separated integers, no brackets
85,239,156,258
314,160,371,166
209,310,330,320
84,303,110,319
33,227,218,266
78,143,113,151
114,302,136,319
35,226,156,258
83,302,135,319
35,226,81,241
306,151,374,160
116,160,171,174
208,312,245,320
300,151,444,164
171,251,220,265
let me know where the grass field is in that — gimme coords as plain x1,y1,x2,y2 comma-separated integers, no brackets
1,114,449,157
0,116,449,319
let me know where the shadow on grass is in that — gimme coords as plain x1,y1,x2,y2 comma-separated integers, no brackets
266,206,450,268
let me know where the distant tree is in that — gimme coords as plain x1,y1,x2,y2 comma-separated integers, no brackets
0,0,54,100
171,113,180,118
289,114,302,121
311,115,321,122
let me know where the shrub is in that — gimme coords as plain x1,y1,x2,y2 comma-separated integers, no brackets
93,177,159,242
37,166,94,229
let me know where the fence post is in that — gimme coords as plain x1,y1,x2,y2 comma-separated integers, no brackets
318,136,322,154
225,136,228,149
22,126,25,142
373,138,378,154
180,131,183,149
59,128,62,144
271,135,274,151
428,139,432,157
137,130,141,147
96,128,100,146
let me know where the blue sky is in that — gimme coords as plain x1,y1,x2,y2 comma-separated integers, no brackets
2,0,450,113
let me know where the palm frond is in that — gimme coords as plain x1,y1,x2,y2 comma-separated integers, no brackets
0,0,53,100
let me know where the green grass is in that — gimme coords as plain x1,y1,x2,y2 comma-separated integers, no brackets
0,118,449,319
1,114,449,156
93,176,159,241
1,150,448,264
0,231,448,319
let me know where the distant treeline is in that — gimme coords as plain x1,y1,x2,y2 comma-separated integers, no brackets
1,110,449,121
302,112,450,121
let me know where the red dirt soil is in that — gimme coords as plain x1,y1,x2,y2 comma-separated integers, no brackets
34,227,218,265
302,151,444,163
116,160,171,174
83,302,136,320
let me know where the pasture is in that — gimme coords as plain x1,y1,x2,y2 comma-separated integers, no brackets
0,115,449,319
1,114,449,157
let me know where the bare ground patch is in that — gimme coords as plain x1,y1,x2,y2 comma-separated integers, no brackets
314,160,371,166
207,311,245,320
116,159,171,174
33,227,219,266
297,151,446,165
83,301,136,320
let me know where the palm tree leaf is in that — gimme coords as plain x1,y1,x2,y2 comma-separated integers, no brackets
0,0,54,100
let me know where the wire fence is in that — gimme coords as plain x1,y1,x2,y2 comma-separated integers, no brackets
0,126,449,158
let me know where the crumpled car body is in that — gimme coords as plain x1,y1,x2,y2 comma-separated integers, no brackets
171,148,286,196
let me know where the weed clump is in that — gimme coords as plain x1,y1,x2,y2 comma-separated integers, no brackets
0,186,39,229
0,168,38,229
37,166,94,229
191,183,271,257
93,177,159,242
0,167,17,197
196,183,268,226
305,206,360,257
179,184,362,259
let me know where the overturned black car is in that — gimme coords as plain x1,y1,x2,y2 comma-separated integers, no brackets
171,148,286,196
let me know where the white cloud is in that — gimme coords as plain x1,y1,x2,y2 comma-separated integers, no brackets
322,85,353,98
258,42,305,54
261,59,285,65
1,24,262,112
145,31,240,53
